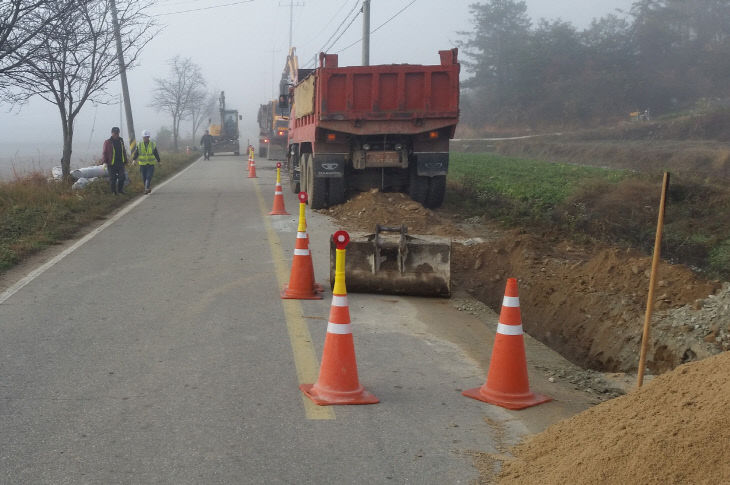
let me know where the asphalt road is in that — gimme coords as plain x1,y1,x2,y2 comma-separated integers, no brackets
0,154,590,483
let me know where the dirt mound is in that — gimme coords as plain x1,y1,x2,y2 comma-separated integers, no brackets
322,189,466,238
453,234,724,372
325,191,726,373
495,351,730,484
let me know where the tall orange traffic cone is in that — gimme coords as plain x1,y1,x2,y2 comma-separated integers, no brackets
248,153,257,178
463,278,552,410
281,192,323,299
269,162,290,215
300,231,379,405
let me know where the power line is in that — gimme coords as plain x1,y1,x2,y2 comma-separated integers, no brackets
304,0,361,67
156,0,254,16
297,0,353,50
336,0,418,54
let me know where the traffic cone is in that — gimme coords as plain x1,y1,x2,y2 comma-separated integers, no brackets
462,278,552,410
269,162,290,215
300,231,379,405
248,155,257,178
248,146,254,169
281,192,323,299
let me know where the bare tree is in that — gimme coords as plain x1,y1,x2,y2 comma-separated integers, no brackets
0,0,77,92
5,0,157,178
150,56,206,152
188,90,217,145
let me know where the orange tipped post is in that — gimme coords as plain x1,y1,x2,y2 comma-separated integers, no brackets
462,278,551,410
269,162,290,215
281,192,323,299
300,231,379,405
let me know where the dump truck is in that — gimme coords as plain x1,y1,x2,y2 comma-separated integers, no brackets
209,91,241,155
284,48,460,209
257,98,289,159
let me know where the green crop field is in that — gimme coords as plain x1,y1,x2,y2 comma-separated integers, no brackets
445,152,730,278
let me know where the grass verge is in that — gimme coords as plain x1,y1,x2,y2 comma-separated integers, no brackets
0,152,199,273
445,152,730,279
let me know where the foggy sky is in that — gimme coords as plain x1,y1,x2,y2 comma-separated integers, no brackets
0,0,632,165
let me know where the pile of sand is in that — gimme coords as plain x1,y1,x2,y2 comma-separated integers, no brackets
496,351,730,484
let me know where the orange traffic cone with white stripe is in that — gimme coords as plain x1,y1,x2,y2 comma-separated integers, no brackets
248,151,257,178
463,278,551,410
300,231,379,405
269,162,290,215
281,192,323,299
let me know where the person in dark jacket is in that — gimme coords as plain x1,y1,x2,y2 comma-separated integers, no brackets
200,129,213,160
102,126,129,194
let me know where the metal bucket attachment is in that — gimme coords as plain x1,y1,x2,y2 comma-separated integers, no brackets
330,225,451,297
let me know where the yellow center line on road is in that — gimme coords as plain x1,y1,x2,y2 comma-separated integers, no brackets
252,178,335,420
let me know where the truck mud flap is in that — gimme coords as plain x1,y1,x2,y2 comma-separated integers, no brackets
414,152,449,176
314,154,346,178
329,225,451,297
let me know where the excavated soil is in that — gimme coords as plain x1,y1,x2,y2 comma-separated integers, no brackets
320,190,727,374
493,351,730,484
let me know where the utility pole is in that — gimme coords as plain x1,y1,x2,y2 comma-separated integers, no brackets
362,0,371,66
110,0,136,153
279,1,304,50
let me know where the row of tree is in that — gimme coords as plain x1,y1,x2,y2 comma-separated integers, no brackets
0,0,156,178
0,1,217,178
458,0,730,128
150,56,219,153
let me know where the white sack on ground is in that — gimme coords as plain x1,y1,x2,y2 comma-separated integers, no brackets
72,177,90,190
51,166,63,180
71,165,107,180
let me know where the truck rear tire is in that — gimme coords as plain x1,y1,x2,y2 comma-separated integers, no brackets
408,164,429,205
306,157,327,209
328,178,345,206
289,157,300,193
425,175,446,208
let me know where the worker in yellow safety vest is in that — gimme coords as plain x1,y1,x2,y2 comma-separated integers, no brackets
132,129,161,194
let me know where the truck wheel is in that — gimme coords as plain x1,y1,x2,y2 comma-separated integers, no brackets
300,153,310,195
425,175,446,208
307,158,327,209
328,178,345,206
408,164,429,205
289,156,300,193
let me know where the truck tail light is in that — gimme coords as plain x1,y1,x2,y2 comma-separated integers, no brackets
429,131,439,139
327,133,336,141
278,131,284,136
264,138,270,143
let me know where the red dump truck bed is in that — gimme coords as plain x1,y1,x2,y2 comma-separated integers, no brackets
291,49,459,137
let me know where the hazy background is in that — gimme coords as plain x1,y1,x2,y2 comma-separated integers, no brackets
0,0,632,178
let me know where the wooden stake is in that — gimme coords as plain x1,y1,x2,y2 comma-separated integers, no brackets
637,172,670,388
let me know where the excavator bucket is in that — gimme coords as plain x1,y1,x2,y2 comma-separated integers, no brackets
329,225,451,297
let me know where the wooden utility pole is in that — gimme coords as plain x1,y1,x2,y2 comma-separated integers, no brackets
110,0,136,153
637,172,671,388
362,0,371,66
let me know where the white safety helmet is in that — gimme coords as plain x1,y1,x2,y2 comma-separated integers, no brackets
142,129,151,137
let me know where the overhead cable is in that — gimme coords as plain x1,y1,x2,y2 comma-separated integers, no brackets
156,0,254,16
336,0,418,54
